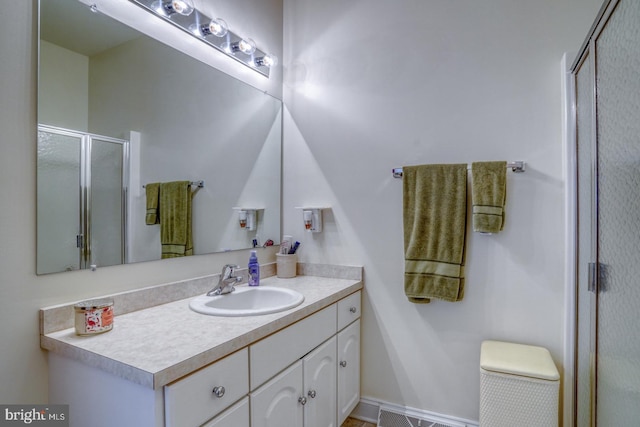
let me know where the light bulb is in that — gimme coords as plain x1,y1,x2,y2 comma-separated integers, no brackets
237,38,256,55
207,18,228,37
254,54,278,68
193,18,228,38
153,0,194,16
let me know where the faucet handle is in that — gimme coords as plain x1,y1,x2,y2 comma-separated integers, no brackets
222,264,238,273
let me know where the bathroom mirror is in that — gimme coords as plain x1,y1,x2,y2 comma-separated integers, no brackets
37,0,281,274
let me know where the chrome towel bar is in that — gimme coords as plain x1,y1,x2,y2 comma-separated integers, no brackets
392,161,525,178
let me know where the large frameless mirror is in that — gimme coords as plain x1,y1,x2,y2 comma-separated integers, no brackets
37,0,282,274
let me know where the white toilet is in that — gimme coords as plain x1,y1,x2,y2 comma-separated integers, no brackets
479,340,560,427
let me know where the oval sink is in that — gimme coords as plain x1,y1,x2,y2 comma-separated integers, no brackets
189,286,304,317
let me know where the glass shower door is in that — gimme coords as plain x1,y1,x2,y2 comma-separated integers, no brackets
573,0,640,425
89,137,126,269
593,0,640,424
37,128,82,274
37,125,128,274
574,49,595,427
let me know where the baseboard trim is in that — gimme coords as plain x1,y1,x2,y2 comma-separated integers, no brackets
349,396,479,427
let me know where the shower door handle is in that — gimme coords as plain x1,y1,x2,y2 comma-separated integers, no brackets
587,262,607,293
76,234,84,249
587,262,596,293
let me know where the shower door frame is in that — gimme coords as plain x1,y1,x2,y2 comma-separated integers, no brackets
568,0,628,425
37,124,130,272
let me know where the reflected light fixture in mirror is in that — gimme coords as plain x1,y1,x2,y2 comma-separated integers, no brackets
128,0,275,77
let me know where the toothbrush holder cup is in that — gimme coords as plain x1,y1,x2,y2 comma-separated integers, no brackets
276,253,297,278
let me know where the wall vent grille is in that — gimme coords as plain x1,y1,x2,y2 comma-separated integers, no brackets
377,405,466,427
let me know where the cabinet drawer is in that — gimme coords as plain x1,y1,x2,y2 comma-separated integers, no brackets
165,348,248,427
202,397,249,427
337,291,361,331
250,304,337,390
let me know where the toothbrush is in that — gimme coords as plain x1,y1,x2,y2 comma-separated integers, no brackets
288,241,300,254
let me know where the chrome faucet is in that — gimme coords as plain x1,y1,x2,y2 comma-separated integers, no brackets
207,264,242,296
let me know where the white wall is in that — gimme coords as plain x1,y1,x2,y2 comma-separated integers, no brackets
0,0,603,418
282,0,602,421
38,40,89,131
89,36,281,262
0,0,281,404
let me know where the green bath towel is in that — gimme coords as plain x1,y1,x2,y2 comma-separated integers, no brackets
403,164,468,303
145,182,160,225
160,181,193,259
471,161,507,234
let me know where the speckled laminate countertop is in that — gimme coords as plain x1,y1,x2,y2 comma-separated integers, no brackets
41,273,362,389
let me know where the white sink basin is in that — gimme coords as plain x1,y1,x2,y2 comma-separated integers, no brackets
189,286,304,317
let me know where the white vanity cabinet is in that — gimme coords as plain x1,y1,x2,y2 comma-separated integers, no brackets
46,288,361,427
250,291,361,427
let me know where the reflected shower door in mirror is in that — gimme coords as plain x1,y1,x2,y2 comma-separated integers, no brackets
37,0,282,274
37,126,127,274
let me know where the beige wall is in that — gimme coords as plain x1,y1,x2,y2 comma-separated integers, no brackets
1,0,603,421
39,40,89,131
282,0,602,421
0,0,281,404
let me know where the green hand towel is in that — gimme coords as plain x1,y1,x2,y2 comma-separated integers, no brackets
471,161,507,234
160,181,193,259
145,182,160,225
403,164,468,303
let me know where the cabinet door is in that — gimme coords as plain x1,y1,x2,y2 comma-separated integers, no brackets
251,361,304,427
337,319,360,426
303,336,337,427
203,397,249,427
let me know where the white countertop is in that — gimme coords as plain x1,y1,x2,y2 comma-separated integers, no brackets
41,275,362,389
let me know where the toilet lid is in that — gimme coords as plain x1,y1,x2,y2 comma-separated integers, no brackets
480,340,560,381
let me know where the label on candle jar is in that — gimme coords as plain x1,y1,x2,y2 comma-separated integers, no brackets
74,299,114,335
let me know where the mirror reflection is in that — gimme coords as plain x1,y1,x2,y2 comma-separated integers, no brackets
37,0,282,275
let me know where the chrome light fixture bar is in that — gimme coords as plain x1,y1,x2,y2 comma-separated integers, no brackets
128,0,276,77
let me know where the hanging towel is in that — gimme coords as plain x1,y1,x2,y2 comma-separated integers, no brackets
403,164,468,303
145,182,160,225
471,161,507,234
160,181,193,258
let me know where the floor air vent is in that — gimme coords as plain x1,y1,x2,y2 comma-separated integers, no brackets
377,405,466,427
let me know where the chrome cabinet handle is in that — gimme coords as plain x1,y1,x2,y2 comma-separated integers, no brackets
212,386,225,398
349,306,357,314
340,360,347,368
298,396,307,405
308,390,317,398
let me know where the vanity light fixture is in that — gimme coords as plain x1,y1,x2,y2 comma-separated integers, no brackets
151,0,194,16
128,0,276,77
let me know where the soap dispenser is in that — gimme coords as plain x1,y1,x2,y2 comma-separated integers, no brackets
248,250,260,286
